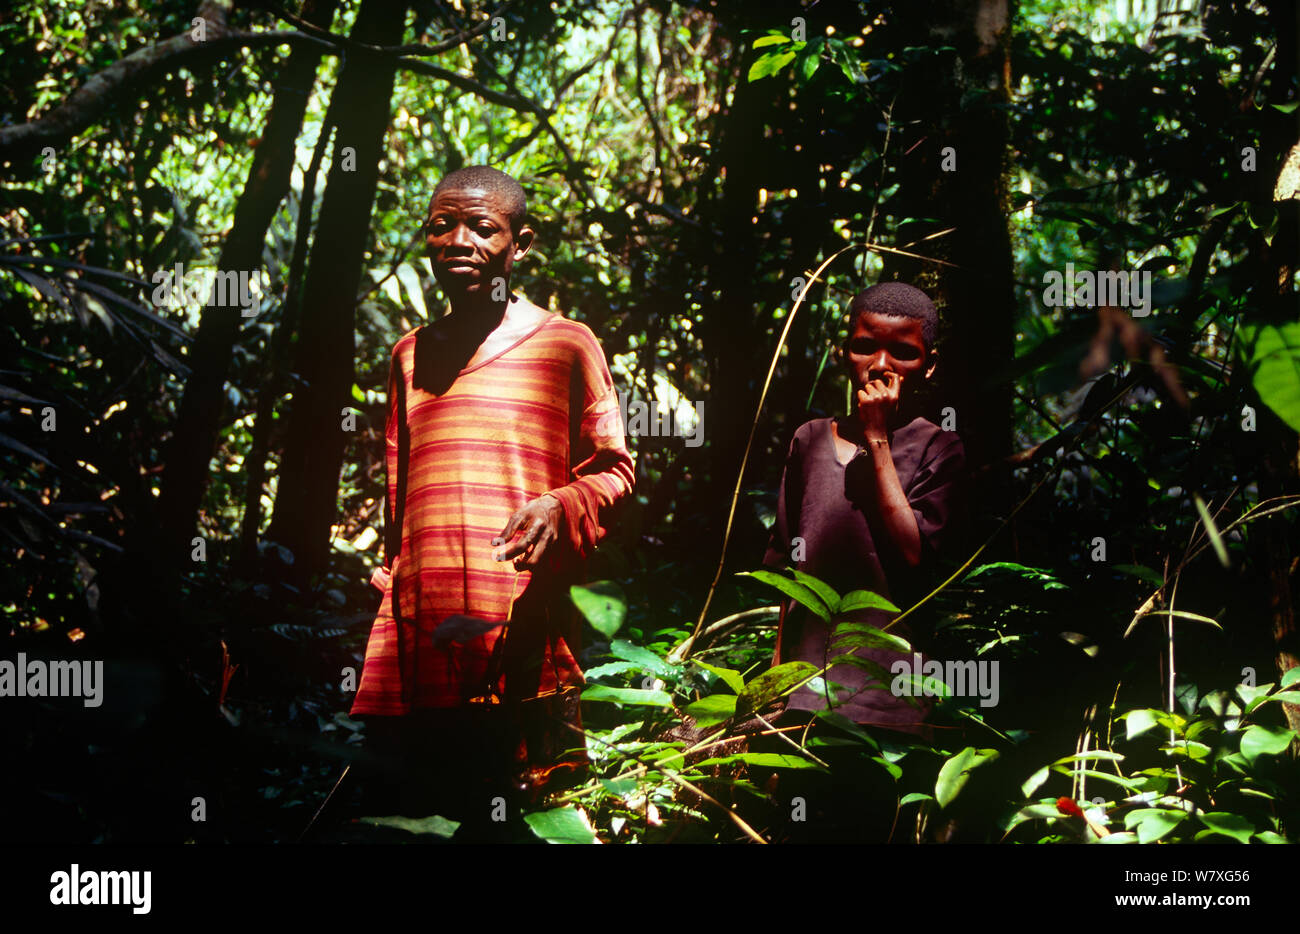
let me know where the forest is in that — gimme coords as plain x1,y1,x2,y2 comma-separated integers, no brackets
1,0,1298,849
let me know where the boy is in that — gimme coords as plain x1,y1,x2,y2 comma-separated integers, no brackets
759,281,965,839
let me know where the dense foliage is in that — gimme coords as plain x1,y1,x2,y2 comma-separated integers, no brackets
1,0,1297,844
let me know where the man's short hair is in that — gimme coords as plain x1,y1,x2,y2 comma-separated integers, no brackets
430,165,527,235
848,282,938,350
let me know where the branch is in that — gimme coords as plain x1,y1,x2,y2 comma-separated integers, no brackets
0,2,323,161
248,0,516,58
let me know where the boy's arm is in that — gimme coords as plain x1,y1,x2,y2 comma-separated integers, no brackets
855,374,924,567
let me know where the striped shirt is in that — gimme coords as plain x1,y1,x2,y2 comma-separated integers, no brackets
350,312,634,716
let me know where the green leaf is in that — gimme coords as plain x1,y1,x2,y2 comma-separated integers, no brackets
582,661,639,680
1239,724,1295,763
1241,322,1300,432
748,49,798,82
1051,751,1125,766
798,46,821,81
751,34,790,49
735,661,818,720
524,806,598,844
683,694,736,728
1123,808,1188,844
692,660,745,694
1282,667,1300,689
1196,812,1254,844
899,792,933,806
693,752,824,770
789,569,842,614
1113,564,1164,585
570,581,627,639
813,709,880,749
836,589,901,614
829,622,911,653
1021,766,1050,798
935,747,999,809
609,640,677,678
1271,101,1300,113
1121,708,1160,740
350,383,366,403
1193,494,1230,568
580,685,674,707
1254,831,1288,843
739,570,832,620
359,814,460,838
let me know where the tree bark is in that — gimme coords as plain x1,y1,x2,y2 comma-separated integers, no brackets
152,0,341,571
886,0,1017,471
267,0,409,581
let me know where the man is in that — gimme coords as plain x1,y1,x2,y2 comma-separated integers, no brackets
350,166,634,833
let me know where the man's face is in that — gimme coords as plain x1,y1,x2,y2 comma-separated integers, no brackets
844,311,935,394
422,186,533,301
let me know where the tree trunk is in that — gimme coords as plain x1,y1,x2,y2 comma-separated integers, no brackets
267,0,408,581
152,0,340,572
886,0,1016,471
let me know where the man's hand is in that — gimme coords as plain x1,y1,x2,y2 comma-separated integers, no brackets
492,494,565,570
856,371,902,442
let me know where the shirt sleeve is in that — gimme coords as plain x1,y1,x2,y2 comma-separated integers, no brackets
381,339,405,570
906,430,966,562
543,323,636,560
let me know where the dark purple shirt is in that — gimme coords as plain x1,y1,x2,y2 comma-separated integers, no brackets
762,416,965,729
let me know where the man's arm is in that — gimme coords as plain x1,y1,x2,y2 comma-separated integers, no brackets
494,322,634,568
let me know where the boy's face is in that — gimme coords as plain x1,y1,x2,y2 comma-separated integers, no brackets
422,186,533,301
844,311,935,395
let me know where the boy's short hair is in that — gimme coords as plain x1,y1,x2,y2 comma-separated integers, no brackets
848,282,938,350
431,165,527,235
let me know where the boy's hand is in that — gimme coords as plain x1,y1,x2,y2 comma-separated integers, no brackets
856,371,903,442
492,494,565,570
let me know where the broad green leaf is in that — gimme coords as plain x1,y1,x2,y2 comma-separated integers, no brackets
1052,751,1125,766
814,709,880,749
1282,667,1300,689
1113,563,1164,585
580,685,674,707
1123,808,1188,844
735,661,818,720
524,805,598,844
751,34,790,49
935,747,999,809
1239,723,1295,763
829,624,911,654
692,659,744,694
1254,831,1288,843
570,581,627,639
359,814,460,838
748,49,798,82
609,639,677,678
836,589,901,614
1121,708,1160,740
899,792,933,806
582,661,639,680
1000,802,1064,834
1241,322,1300,432
1271,101,1300,113
1021,766,1050,798
683,694,736,728
789,569,842,613
1245,690,1300,714
1196,812,1254,844
693,752,824,770
1193,494,1230,567
739,570,832,621
350,383,366,403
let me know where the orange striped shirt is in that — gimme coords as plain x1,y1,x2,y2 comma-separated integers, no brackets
350,312,634,716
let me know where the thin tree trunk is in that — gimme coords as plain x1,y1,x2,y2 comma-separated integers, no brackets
267,0,409,581
152,0,340,573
